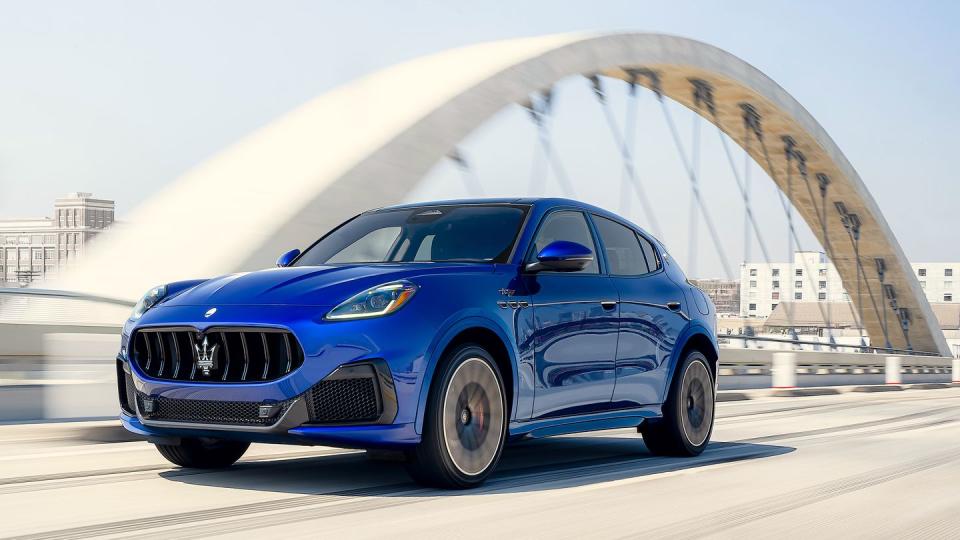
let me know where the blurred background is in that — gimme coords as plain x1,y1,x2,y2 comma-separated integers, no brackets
1,2,960,538
1,0,959,420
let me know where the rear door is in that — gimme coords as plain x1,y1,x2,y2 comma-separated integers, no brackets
591,215,686,407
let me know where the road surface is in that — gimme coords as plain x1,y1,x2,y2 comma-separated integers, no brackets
1,388,958,539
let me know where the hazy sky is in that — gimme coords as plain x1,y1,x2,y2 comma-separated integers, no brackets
1,1,958,277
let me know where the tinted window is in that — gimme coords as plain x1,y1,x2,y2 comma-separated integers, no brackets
638,234,661,272
593,216,648,275
528,211,599,274
295,205,528,265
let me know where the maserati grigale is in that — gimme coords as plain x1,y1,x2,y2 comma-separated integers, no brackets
118,198,718,488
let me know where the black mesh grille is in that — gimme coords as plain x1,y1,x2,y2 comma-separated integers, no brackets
136,392,290,425
131,328,304,383
308,376,381,423
116,360,136,416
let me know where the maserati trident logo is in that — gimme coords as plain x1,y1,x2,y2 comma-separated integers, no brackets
194,336,219,376
204,307,217,318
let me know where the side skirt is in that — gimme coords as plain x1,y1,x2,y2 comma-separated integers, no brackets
508,405,662,441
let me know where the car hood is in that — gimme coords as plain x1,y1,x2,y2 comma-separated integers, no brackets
160,263,493,307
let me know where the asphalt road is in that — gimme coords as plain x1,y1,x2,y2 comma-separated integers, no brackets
1,388,959,539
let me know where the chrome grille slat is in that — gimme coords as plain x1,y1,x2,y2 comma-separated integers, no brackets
260,332,270,380
131,328,303,383
187,332,198,380
156,333,166,378
240,332,250,382
170,332,181,379
283,333,293,373
220,331,230,381
144,336,153,371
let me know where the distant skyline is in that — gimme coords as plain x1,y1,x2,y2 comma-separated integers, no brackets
1,1,959,277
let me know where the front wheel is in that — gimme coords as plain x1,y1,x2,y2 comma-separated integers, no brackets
405,344,507,489
155,437,249,468
641,350,715,456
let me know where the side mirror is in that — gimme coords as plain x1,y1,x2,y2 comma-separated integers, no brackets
525,241,593,273
276,248,301,268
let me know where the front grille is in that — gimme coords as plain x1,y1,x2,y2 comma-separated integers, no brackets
131,328,304,382
136,392,291,425
116,360,136,416
306,364,382,423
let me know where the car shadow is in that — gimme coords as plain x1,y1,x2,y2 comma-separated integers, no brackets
158,435,795,496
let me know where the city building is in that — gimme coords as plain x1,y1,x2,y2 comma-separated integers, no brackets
0,193,115,285
690,278,740,315
740,251,960,318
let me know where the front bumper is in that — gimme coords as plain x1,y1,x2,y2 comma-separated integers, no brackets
117,303,442,448
118,358,418,447
120,413,420,448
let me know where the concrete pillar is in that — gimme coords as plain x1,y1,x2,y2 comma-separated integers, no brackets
772,352,797,389
952,358,960,383
885,356,902,385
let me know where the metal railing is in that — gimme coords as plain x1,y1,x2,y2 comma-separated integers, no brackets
0,287,135,307
720,334,942,357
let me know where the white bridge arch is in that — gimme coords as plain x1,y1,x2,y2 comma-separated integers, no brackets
59,32,949,355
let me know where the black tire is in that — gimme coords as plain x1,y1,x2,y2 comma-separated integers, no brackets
405,344,507,489
155,437,249,468
641,350,715,456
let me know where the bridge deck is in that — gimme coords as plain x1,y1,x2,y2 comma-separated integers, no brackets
1,388,958,538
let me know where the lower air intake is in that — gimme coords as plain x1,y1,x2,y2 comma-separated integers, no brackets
306,364,383,424
136,393,290,426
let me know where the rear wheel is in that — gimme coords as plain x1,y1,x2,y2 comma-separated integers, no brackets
155,437,249,468
406,344,507,489
641,350,715,456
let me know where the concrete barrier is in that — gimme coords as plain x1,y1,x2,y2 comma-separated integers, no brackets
0,327,120,422
885,356,902,385
772,352,797,389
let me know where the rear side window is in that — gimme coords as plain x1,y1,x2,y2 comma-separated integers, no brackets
637,234,661,272
592,216,648,276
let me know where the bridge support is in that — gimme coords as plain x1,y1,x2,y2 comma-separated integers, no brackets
771,352,797,389
885,356,902,385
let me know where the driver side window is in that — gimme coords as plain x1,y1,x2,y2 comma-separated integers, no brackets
528,211,599,274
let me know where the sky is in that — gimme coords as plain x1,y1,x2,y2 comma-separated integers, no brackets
1,0,958,278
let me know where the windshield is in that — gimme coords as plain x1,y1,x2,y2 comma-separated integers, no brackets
293,204,529,266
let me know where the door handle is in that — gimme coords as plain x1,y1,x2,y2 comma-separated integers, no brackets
666,301,682,311
600,300,618,310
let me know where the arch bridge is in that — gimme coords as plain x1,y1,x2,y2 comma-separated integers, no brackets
50,32,948,356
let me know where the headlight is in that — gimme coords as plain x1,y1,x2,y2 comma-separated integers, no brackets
325,281,418,320
130,285,167,321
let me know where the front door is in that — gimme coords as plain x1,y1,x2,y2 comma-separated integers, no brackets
526,210,619,418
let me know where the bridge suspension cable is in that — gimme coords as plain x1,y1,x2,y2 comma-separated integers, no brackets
588,74,662,238
835,202,899,350
448,148,484,197
736,102,848,345
658,80,734,280
687,109,702,278
525,90,577,198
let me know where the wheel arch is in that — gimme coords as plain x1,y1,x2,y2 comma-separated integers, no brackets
665,324,720,395
415,315,519,435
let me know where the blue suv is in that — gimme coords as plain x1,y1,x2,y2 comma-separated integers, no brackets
117,198,718,488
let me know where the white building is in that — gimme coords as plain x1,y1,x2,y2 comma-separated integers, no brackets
0,193,115,285
740,251,960,318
